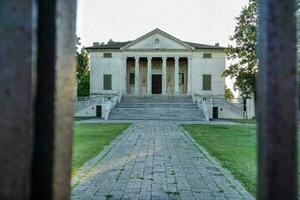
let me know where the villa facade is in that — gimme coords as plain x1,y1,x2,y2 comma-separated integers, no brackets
86,29,226,97
75,29,255,120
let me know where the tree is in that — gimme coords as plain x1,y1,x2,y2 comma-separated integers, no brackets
225,87,234,101
76,36,81,52
222,0,257,103
76,48,89,80
77,72,90,97
76,37,90,96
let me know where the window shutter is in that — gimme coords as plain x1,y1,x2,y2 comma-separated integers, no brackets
103,74,112,90
203,74,211,90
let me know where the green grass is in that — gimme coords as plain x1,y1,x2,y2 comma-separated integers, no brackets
182,124,300,196
182,124,255,196
72,123,131,176
74,117,96,121
226,119,257,124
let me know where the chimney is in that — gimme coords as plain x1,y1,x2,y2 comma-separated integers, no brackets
215,43,220,47
93,42,100,47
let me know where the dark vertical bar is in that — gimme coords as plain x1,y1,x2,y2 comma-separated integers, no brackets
32,1,56,198
32,0,77,199
257,0,298,199
0,1,36,199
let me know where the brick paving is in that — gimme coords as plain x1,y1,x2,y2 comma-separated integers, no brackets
72,121,254,200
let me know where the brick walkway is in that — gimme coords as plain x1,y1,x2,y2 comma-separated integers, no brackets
72,121,254,200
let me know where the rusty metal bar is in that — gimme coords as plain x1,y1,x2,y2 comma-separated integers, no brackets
31,0,77,199
0,1,36,199
257,0,298,199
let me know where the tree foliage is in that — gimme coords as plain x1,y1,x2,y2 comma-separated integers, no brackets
77,72,90,97
225,87,234,101
76,48,89,79
222,0,257,99
76,37,90,96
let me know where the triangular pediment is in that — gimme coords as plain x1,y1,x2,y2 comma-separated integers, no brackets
121,29,194,50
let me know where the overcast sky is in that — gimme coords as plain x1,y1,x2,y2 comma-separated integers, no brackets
76,0,249,47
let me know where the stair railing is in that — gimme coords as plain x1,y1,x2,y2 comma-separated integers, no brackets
102,94,121,120
213,98,244,117
200,99,210,121
194,96,210,121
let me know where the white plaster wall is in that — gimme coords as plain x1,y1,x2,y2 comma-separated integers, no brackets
90,52,123,95
89,50,226,97
128,33,188,49
217,107,243,119
75,105,97,117
191,52,226,97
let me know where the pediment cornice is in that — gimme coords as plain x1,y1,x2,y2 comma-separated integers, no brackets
120,28,195,50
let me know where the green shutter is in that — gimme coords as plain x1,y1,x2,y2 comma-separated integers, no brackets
103,74,112,90
203,74,211,90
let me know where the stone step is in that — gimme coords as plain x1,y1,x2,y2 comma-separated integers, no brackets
109,95,205,121
122,96,193,103
116,103,198,109
109,108,205,121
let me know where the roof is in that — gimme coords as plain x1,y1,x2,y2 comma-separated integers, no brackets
85,29,225,51
184,41,225,49
86,41,132,50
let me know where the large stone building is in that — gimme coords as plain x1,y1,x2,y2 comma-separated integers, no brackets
86,28,225,97
75,29,255,120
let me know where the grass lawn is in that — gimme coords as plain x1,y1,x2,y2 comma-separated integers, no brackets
226,118,257,124
72,123,131,176
182,124,300,196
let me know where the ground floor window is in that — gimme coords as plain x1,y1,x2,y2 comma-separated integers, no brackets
103,74,112,90
203,74,211,90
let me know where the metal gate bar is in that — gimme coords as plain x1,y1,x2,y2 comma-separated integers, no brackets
257,0,298,199
31,0,77,199
0,1,36,199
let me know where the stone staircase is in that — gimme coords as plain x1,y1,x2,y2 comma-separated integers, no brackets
109,96,205,121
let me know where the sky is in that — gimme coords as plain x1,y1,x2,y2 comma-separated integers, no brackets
76,0,249,95
76,0,248,47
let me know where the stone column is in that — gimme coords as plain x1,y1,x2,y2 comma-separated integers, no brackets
147,56,152,95
174,56,179,95
188,57,193,95
162,56,167,95
134,56,140,95
121,57,127,95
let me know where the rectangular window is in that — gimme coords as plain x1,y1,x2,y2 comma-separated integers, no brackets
179,73,184,84
203,74,212,90
129,73,135,84
103,74,112,90
203,53,212,58
103,53,112,58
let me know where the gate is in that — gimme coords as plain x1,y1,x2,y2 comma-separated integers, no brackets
0,0,298,199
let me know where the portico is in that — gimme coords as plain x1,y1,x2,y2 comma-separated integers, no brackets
125,56,192,96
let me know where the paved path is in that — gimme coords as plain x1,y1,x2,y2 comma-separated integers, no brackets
72,121,254,200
